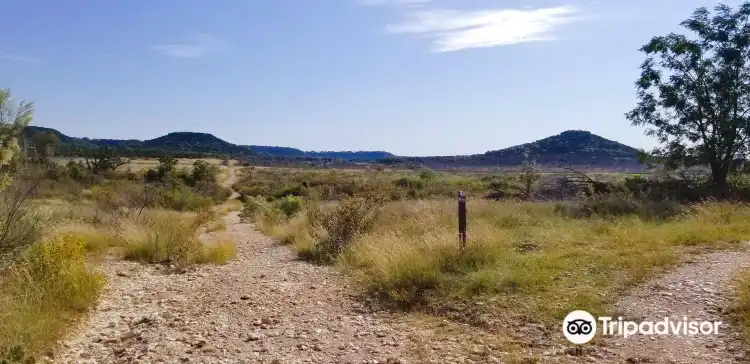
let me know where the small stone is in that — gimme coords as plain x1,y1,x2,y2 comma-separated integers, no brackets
247,333,261,341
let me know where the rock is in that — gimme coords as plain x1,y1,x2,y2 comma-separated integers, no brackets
247,332,262,341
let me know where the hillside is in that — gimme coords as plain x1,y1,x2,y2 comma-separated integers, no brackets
243,145,394,160
389,130,642,169
23,126,395,161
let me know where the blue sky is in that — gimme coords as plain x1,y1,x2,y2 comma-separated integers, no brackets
0,0,742,156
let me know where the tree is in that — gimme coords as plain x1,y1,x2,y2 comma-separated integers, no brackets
626,2,750,197
517,153,541,199
0,88,34,189
81,146,130,174
31,130,59,163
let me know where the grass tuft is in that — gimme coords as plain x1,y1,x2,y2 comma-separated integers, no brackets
122,210,236,268
0,233,104,357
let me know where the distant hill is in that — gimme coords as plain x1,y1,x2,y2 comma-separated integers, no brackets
23,126,641,168
243,145,394,160
23,126,394,161
387,130,642,169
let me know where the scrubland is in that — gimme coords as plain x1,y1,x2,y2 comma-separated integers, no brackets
7,158,750,361
238,166,750,339
0,158,238,361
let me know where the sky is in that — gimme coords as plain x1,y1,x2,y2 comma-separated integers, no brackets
1,0,745,156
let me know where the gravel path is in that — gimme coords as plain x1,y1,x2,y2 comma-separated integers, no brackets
56,212,424,364
589,245,750,364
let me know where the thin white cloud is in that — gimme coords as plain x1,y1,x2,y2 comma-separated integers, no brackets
359,0,432,6
381,5,581,52
151,34,230,59
1,54,41,64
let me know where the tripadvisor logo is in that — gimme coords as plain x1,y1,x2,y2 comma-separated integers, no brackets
562,310,723,344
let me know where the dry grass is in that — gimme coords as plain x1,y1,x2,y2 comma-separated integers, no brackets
0,233,104,358
297,199,750,324
730,269,750,345
122,210,236,268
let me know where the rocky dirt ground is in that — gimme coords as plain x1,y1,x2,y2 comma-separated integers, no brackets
596,246,750,364
51,168,750,363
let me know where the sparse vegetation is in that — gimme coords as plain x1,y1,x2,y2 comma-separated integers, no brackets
122,210,236,268
0,233,104,357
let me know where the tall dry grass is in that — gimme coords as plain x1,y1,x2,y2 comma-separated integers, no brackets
122,209,236,268
327,199,750,323
0,233,104,359
730,269,750,345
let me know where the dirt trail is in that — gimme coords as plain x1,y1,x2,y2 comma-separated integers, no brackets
591,246,750,364
54,167,487,364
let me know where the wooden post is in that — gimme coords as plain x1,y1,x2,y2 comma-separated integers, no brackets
458,191,467,251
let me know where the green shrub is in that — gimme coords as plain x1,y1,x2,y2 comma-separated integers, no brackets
554,193,685,220
277,195,303,217
193,181,231,204
158,184,213,211
190,160,219,184
240,196,270,222
316,193,386,262
419,168,437,180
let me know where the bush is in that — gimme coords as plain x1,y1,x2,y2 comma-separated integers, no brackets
315,193,386,262
88,182,160,219
554,193,685,220
0,180,44,263
0,233,104,357
240,196,270,222
193,181,231,204
277,195,303,217
158,184,213,211
190,160,219,185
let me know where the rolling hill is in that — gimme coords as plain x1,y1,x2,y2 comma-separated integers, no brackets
23,126,395,161
23,126,642,168
389,130,642,169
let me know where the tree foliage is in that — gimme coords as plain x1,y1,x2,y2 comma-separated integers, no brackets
31,131,59,163
0,89,34,189
626,2,750,195
81,147,130,174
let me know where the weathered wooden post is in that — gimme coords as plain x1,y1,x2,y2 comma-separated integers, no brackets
458,191,467,251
